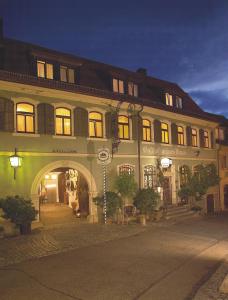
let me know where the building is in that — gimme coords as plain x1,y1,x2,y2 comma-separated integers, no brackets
0,22,223,222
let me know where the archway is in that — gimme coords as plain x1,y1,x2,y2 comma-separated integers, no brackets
31,160,98,223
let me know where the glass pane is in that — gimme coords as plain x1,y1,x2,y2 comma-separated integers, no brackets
46,63,53,79
68,69,75,83
96,122,103,137
89,121,95,137
56,108,71,117
119,80,124,93
128,82,133,96
161,123,168,130
119,125,124,139
134,84,138,97
146,128,151,141
89,112,102,120
17,103,34,113
17,115,25,132
64,119,71,135
118,115,128,124
26,116,34,132
143,119,150,126
56,117,63,134
124,125,129,139
60,66,67,82
143,128,146,141
113,78,118,92
37,61,45,78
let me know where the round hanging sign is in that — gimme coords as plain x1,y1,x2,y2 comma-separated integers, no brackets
97,148,111,165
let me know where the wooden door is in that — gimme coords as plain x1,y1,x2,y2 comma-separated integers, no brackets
207,194,214,214
163,177,172,206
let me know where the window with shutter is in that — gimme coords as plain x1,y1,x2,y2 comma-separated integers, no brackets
161,122,169,144
118,115,130,140
89,112,103,138
177,126,184,145
142,119,151,142
55,108,72,136
16,103,35,133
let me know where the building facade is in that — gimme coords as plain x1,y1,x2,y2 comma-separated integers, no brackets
0,24,223,222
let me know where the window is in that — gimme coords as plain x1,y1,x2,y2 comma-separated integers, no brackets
118,115,130,140
144,165,156,188
128,82,138,97
177,126,184,145
16,103,35,133
60,66,75,83
55,108,72,136
142,119,151,142
203,131,209,148
176,96,182,109
161,122,169,144
89,112,103,138
37,61,53,79
165,93,173,106
113,78,124,93
216,128,224,141
179,165,189,186
191,128,198,147
119,164,134,175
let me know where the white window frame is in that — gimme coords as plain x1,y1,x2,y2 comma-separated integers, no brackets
165,93,173,107
117,164,135,175
52,102,75,138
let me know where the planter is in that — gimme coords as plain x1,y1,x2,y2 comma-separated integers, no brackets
19,223,31,235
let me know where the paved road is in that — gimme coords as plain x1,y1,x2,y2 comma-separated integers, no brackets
1,215,228,300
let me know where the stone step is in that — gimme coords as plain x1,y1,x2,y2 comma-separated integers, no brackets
165,210,196,220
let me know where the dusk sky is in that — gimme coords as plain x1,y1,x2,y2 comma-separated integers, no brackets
1,0,228,116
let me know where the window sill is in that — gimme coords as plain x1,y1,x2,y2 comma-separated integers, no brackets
142,141,153,145
87,137,108,142
52,135,76,140
119,139,134,143
12,133,40,138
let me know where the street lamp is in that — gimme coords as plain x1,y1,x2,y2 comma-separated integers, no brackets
9,148,22,179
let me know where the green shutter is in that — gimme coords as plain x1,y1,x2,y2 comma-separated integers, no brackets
154,119,161,143
0,98,5,130
74,107,88,137
105,112,112,139
171,123,178,145
186,126,192,146
0,98,14,132
211,130,214,149
199,129,204,147
37,103,54,135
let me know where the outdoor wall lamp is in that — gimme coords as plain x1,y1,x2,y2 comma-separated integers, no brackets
9,148,22,179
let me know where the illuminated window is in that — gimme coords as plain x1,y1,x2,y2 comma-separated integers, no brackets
60,66,75,83
203,131,209,148
161,122,169,144
37,61,53,79
113,78,124,93
165,93,173,106
89,112,103,138
144,165,156,188
119,164,134,175
128,82,138,97
179,165,189,186
177,126,184,145
16,103,35,133
118,115,129,140
142,119,151,142
191,128,198,147
55,108,72,136
176,96,182,109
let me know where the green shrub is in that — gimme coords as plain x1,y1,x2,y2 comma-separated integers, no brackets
93,191,122,218
133,188,159,215
0,195,37,225
114,173,137,197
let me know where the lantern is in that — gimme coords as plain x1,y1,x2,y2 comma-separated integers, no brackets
9,148,22,179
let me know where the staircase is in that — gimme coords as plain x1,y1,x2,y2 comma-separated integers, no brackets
165,205,196,221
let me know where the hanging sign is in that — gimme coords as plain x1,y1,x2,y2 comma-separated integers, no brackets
161,157,172,168
97,148,111,165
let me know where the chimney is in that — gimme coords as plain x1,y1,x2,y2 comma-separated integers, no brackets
0,18,3,39
137,68,147,76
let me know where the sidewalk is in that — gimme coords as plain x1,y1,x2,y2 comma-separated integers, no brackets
0,222,146,267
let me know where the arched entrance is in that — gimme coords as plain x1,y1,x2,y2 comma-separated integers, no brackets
31,160,98,223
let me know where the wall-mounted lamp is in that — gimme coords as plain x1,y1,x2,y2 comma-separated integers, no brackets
9,148,22,179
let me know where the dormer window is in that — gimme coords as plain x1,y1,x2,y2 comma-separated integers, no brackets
165,93,173,106
60,66,75,83
113,78,124,94
128,82,138,97
37,60,53,79
176,96,183,109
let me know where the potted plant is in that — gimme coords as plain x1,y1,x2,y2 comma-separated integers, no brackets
93,191,122,223
0,195,37,234
133,188,159,225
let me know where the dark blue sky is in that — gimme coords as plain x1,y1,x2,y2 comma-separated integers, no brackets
1,0,228,116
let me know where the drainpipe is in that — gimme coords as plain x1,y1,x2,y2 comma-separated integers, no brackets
137,105,143,189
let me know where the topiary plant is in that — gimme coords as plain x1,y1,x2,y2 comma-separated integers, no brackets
133,188,159,215
0,195,37,234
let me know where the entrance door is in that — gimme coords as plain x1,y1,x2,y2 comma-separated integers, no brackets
224,185,228,209
163,177,172,206
207,194,214,214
